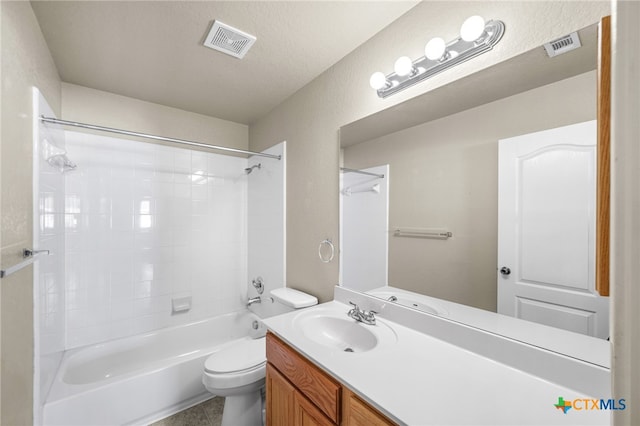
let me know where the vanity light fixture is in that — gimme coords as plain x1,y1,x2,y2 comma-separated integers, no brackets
369,16,505,98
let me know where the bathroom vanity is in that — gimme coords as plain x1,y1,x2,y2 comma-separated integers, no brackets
263,287,611,425
266,332,393,425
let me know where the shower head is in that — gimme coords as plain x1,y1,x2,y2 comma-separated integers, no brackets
244,163,262,174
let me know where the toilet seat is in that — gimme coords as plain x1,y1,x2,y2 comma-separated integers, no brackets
203,337,266,391
201,293,317,426
205,337,266,374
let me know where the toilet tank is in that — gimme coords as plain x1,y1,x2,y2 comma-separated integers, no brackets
270,288,318,309
248,287,318,319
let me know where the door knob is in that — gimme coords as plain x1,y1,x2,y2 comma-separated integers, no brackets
500,266,511,276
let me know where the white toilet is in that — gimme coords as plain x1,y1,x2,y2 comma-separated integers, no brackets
202,288,317,426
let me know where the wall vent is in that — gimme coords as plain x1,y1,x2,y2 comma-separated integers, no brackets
543,32,581,58
203,21,256,59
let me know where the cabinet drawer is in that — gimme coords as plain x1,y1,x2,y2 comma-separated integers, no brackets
267,332,341,423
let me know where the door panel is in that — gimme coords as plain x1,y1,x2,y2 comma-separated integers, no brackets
516,297,596,335
266,364,294,425
518,146,593,290
498,120,609,339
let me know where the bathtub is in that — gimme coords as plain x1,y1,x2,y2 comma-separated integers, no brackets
368,286,448,316
43,311,260,426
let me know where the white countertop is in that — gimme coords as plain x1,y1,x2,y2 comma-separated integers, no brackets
263,300,610,426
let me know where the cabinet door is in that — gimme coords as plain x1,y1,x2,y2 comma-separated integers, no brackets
342,388,396,426
268,363,335,426
267,333,341,423
267,363,294,425
294,391,335,426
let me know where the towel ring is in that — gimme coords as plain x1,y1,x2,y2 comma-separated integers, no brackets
318,239,335,263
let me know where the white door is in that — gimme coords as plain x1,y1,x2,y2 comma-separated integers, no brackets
497,120,609,339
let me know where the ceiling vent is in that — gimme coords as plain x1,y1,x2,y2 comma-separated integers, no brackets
543,32,581,58
203,21,256,59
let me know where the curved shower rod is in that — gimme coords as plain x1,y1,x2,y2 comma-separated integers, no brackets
40,116,282,160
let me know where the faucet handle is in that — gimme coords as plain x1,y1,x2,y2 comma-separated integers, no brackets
347,301,360,319
251,276,264,294
362,310,377,325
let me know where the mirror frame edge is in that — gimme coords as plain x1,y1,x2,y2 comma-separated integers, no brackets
596,15,611,297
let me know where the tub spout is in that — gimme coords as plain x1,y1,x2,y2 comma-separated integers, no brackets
247,296,261,306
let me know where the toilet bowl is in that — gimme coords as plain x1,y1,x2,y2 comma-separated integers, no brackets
202,288,317,426
203,337,266,426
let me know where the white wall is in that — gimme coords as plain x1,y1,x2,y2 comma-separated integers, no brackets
62,83,248,152
611,1,640,424
1,2,62,424
63,131,249,347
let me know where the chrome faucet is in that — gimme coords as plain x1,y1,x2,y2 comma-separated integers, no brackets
347,302,377,325
247,296,261,307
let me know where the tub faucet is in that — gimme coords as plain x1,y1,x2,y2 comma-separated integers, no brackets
247,296,261,307
347,302,377,325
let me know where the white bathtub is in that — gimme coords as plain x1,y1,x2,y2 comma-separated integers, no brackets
368,287,448,316
43,311,260,426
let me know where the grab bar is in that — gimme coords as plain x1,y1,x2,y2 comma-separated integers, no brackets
393,228,453,239
0,249,50,279
340,167,385,179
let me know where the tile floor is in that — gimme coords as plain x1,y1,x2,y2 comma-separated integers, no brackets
150,397,224,426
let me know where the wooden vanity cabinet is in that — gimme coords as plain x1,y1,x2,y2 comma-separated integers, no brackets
266,332,396,426
267,364,334,425
341,388,395,426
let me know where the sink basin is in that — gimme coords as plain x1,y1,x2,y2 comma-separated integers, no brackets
292,306,398,353
302,316,378,352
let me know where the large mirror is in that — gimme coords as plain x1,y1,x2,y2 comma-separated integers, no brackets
339,22,611,348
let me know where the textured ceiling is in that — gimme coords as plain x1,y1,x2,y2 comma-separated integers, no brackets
31,1,418,124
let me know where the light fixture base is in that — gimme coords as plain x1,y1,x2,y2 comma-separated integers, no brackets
376,20,505,98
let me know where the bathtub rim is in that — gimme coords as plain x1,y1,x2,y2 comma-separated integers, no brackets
45,310,256,403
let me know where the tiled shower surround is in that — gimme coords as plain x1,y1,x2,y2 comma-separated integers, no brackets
63,131,252,348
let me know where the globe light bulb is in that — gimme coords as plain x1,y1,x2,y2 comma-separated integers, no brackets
425,37,447,61
369,72,388,90
394,56,414,77
460,15,486,42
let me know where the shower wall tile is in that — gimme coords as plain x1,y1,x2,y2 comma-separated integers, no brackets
64,131,248,349
247,142,285,318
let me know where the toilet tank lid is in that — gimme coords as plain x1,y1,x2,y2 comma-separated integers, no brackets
270,288,318,309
